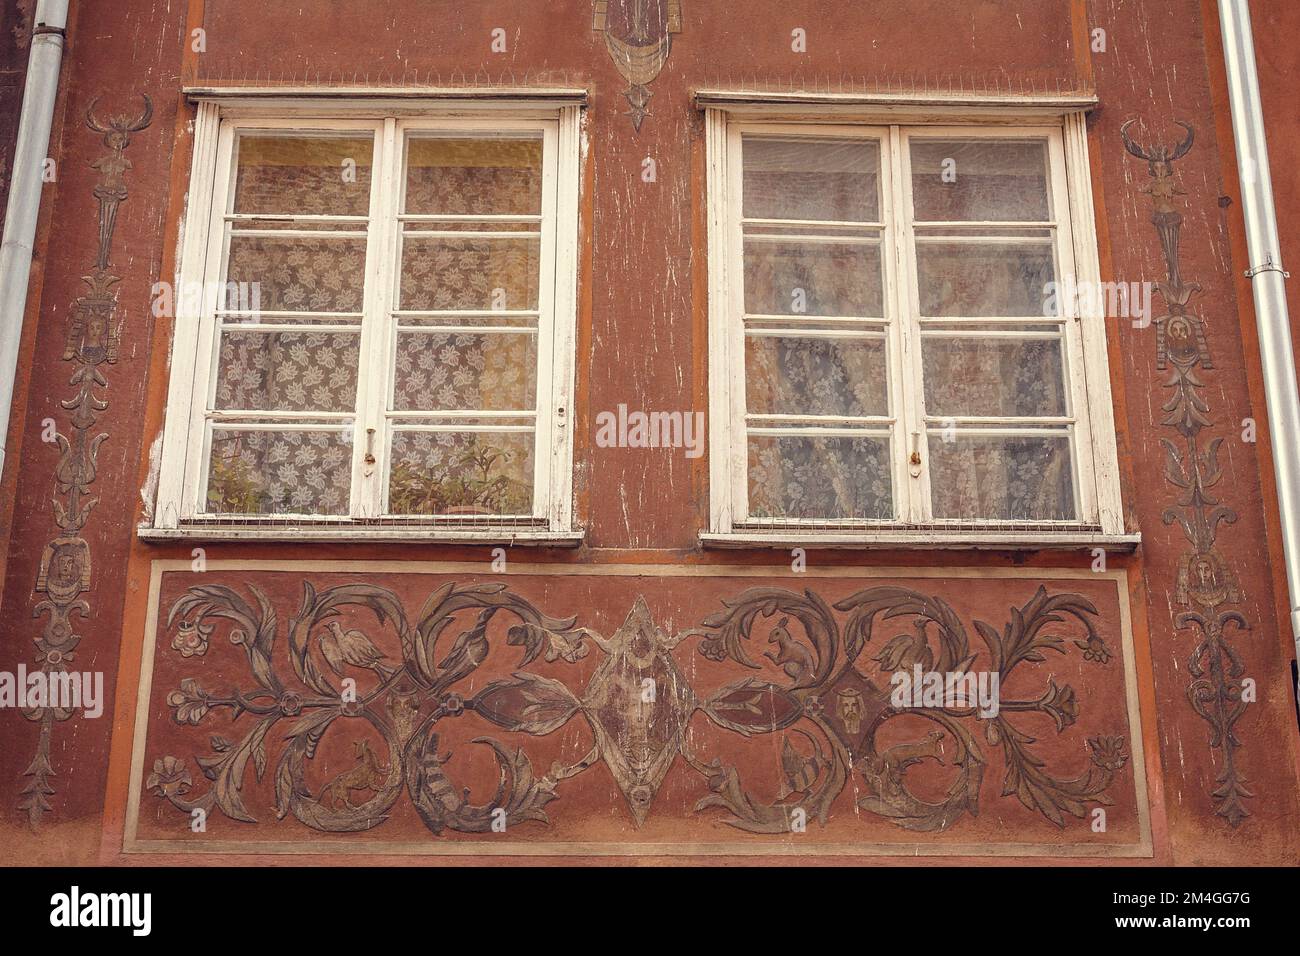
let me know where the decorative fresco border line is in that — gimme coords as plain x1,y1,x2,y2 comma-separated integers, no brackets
19,95,153,827
122,560,1152,857
1122,120,1253,826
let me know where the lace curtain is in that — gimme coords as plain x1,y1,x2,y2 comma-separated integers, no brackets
204,133,542,517
740,135,1076,523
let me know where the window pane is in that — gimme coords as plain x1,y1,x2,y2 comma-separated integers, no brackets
910,140,1050,222
746,334,888,417
395,314,538,329
922,334,1066,418
747,434,892,520
743,238,883,316
206,427,352,515
915,242,1055,316
232,134,373,217
225,236,367,312
387,431,534,516
927,433,1075,520
384,134,547,521
392,331,537,412
743,137,880,222
214,330,360,413
399,235,541,311
405,221,538,233
404,136,542,216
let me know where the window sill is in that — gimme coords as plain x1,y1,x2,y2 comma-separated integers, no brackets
138,525,585,547
699,529,1141,553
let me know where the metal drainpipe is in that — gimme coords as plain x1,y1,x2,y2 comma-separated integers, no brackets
1219,0,1300,668
0,0,68,480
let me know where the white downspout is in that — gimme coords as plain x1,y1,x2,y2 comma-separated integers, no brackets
0,0,68,479
1219,0,1300,667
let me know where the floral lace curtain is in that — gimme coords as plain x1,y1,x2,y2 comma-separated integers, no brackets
204,133,544,518
912,140,1073,522
740,135,1076,523
388,136,542,517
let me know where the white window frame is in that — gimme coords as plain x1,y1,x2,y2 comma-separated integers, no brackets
703,105,1131,549
148,96,583,543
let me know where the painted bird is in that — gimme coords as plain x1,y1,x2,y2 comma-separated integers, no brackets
434,610,492,679
319,620,389,676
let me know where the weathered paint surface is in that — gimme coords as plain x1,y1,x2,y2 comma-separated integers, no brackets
0,0,1296,866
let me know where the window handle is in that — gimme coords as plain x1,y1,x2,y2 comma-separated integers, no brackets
909,431,923,478
363,428,376,470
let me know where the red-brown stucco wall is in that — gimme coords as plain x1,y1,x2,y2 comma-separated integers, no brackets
0,0,1295,866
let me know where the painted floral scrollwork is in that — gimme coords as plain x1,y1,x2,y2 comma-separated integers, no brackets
148,578,1132,840
153,582,584,835
20,95,152,826
682,585,1127,834
1123,118,1253,826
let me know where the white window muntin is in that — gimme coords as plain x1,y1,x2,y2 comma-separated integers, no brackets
897,125,1096,527
376,118,559,522
725,123,908,525
712,117,1120,533
185,118,383,523
159,108,577,531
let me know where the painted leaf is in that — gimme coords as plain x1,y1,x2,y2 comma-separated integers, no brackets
472,673,579,735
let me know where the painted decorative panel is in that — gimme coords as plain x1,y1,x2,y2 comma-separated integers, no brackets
126,562,1150,857
20,96,152,826
1122,119,1254,827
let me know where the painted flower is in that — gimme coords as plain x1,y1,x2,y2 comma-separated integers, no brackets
698,634,728,662
170,619,212,658
701,756,731,793
278,691,303,717
166,678,209,725
1087,735,1130,772
146,756,192,798
1037,678,1079,732
1075,631,1113,665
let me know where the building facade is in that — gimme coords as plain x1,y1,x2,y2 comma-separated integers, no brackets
0,0,1298,865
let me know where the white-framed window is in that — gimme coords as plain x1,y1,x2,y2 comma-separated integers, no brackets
704,107,1128,545
151,99,581,541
